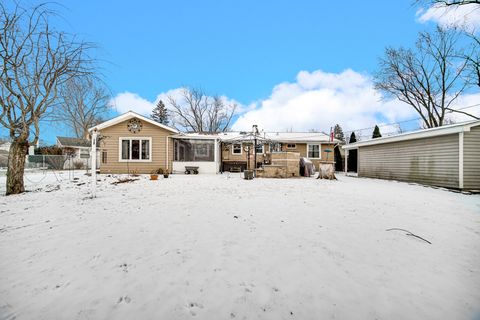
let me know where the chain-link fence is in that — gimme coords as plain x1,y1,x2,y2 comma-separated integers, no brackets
26,155,92,170
0,151,8,169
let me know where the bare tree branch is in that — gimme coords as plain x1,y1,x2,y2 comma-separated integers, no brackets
51,76,110,139
166,87,236,133
0,2,96,194
374,27,476,128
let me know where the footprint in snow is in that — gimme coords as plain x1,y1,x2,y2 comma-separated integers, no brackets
186,302,204,316
119,263,129,272
117,296,131,304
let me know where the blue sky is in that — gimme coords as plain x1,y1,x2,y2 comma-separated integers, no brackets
9,0,480,143
60,0,420,102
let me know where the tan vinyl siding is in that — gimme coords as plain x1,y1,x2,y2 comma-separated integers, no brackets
463,125,480,190
98,118,174,174
358,134,459,188
280,143,335,170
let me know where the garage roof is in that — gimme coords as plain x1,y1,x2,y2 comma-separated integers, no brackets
343,120,480,150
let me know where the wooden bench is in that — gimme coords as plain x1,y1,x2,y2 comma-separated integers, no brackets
184,166,199,174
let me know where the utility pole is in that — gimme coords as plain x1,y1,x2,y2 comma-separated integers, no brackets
91,130,97,198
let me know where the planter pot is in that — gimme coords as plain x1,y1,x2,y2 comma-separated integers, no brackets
150,174,158,180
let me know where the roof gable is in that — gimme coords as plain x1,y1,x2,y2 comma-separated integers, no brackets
56,136,90,148
89,111,179,134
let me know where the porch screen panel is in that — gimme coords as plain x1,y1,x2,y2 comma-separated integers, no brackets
174,139,214,162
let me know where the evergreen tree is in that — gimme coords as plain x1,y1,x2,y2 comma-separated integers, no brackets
333,124,345,142
151,100,169,125
349,132,357,143
372,125,382,139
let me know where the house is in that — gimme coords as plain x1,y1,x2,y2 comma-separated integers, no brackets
342,120,480,191
89,111,179,174
56,136,95,169
89,111,340,175
218,131,339,172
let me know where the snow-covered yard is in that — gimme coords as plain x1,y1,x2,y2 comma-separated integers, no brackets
0,172,479,320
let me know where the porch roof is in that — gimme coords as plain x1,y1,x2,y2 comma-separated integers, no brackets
171,131,340,144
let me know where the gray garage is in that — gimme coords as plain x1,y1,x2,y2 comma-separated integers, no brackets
343,120,480,191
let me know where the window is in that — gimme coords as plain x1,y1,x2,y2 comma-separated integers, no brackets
102,151,107,164
119,137,151,161
308,144,320,159
80,149,90,158
232,143,242,155
286,143,296,149
255,144,264,154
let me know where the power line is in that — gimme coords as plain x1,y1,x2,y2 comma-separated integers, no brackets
342,103,480,136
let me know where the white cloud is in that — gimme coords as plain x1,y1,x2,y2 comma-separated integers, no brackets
109,88,245,130
110,69,479,138
416,3,480,31
109,92,156,114
445,92,480,123
231,69,418,135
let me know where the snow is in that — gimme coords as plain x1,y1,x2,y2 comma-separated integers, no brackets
0,172,479,320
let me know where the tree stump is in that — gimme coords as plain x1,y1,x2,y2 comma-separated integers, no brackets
317,163,337,180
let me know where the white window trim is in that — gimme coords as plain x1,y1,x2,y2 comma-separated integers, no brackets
232,143,243,155
118,137,153,162
286,143,296,149
307,143,321,159
255,144,264,154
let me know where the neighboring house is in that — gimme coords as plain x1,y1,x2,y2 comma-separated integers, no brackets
0,141,10,168
89,111,341,175
56,136,95,169
343,120,480,191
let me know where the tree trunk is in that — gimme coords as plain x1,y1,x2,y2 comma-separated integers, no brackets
6,140,29,195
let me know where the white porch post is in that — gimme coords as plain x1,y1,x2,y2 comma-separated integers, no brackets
166,136,169,172
345,149,349,174
214,138,219,173
91,130,98,198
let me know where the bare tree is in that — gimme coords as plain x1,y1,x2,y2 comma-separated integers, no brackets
374,27,478,129
0,2,94,195
167,87,236,133
414,0,480,87
464,32,480,87
418,0,480,5
52,76,109,139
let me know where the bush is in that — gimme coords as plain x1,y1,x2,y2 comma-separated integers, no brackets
73,161,85,170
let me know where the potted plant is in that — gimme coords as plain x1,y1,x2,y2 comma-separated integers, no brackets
161,168,169,178
150,168,162,180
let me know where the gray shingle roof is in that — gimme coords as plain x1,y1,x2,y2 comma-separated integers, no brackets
57,136,90,148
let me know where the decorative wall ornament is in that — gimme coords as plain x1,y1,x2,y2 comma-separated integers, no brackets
127,118,142,133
